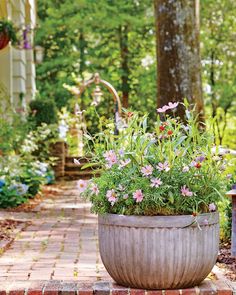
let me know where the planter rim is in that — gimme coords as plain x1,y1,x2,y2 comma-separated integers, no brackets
98,212,219,228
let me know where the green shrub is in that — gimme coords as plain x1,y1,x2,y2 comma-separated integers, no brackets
28,98,58,127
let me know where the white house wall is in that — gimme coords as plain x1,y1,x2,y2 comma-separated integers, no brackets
0,0,36,112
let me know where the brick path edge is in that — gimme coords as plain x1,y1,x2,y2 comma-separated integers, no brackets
0,280,234,295
0,222,28,256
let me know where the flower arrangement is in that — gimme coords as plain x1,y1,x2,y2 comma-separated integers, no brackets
0,20,18,49
80,103,230,216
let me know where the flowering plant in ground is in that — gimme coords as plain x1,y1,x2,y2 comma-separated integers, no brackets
0,155,55,208
80,103,231,216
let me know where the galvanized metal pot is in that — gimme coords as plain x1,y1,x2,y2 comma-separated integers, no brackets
98,212,219,290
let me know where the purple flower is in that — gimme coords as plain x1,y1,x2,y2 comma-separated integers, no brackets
157,105,169,113
141,165,153,176
208,203,216,212
104,150,118,167
150,178,163,188
181,185,193,197
119,149,125,157
90,183,99,195
157,102,179,113
133,190,144,202
106,189,117,206
77,179,88,193
156,161,170,172
168,102,179,110
195,156,205,163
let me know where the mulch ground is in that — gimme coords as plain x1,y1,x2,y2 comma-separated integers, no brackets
0,219,25,241
217,242,236,281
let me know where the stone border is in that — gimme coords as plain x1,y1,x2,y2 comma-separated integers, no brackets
0,279,234,295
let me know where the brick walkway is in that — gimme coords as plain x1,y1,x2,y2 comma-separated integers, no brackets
0,181,110,282
0,181,235,294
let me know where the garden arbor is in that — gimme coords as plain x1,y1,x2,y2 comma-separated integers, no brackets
75,73,122,135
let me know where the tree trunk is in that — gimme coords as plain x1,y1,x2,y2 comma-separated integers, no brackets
119,25,130,109
154,0,204,122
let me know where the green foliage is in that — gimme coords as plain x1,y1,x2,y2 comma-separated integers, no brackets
0,116,28,155
0,117,57,208
0,155,55,208
28,98,58,127
36,0,236,145
81,105,232,216
201,0,236,148
218,159,236,241
36,0,156,129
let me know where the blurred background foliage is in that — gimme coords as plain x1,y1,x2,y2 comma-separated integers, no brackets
35,0,236,148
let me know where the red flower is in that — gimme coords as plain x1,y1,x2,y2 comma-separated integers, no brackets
159,125,165,132
195,162,201,169
127,112,134,118
167,130,173,136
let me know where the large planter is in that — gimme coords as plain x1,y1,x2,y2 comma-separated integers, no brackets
98,212,219,290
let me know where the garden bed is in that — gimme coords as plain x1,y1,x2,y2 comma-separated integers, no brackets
217,242,236,282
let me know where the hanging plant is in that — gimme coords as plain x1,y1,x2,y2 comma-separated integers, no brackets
0,20,18,50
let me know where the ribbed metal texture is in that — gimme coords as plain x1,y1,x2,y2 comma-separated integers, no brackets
98,213,219,290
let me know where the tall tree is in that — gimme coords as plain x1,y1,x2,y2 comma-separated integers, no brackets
154,0,204,122
36,0,156,119
201,0,236,146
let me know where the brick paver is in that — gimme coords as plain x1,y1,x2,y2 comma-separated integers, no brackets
0,180,234,295
0,181,111,283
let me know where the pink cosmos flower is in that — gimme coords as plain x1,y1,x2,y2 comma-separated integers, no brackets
119,159,131,168
107,154,118,166
133,190,144,203
157,105,169,113
150,178,163,188
182,166,190,172
181,185,193,197
168,102,179,110
90,183,99,195
190,161,197,167
104,150,118,167
104,150,117,161
77,179,88,193
208,203,216,212
106,189,117,206
156,161,170,172
141,165,153,176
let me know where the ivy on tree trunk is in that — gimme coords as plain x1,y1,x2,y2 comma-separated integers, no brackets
154,0,205,122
